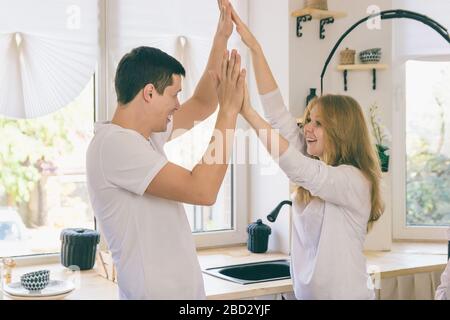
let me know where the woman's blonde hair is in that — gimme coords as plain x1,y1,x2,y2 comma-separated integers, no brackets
296,94,384,231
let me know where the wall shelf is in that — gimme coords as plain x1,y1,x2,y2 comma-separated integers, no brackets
336,64,388,91
337,64,388,71
291,8,347,39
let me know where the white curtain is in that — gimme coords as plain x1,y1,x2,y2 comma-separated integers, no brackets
106,0,247,109
0,0,98,119
393,0,450,59
377,268,446,300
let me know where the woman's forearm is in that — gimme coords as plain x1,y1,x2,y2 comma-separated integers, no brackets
231,4,278,95
250,45,278,95
243,108,289,158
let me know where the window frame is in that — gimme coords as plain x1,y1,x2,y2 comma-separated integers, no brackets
392,54,450,241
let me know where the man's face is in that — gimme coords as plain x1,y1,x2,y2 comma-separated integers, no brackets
150,74,182,132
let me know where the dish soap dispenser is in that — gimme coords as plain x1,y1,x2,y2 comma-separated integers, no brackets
247,219,271,253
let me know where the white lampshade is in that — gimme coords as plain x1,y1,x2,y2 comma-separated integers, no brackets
0,0,98,119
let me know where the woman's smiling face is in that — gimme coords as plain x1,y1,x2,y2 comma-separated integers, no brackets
303,105,325,158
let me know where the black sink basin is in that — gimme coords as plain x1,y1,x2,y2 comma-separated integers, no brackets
203,259,291,285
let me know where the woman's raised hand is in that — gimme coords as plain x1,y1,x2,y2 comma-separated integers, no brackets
229,3,260,51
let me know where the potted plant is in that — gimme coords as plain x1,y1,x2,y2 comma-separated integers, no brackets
369,103,391,172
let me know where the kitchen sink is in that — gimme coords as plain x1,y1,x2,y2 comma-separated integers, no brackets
203,259,291,285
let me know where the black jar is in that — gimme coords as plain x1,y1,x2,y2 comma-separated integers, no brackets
60,228,100,270
306,88,317,107
247,219,271,253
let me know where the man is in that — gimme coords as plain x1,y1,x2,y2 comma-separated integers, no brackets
86,1,246,299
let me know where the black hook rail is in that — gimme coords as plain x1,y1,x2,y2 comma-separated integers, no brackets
320,9,450,95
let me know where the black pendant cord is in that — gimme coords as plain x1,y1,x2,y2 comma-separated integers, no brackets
319,9,450,95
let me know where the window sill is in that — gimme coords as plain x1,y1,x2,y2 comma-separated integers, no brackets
4,253,60,268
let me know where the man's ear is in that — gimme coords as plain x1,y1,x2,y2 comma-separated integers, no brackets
143,83,155,102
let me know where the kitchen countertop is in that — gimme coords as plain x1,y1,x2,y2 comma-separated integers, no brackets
199,241,448,299
1,241,448,300
1,263,119,300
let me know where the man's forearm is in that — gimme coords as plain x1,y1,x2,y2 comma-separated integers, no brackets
192,34,229,107
191,110,238,203
209,35,229,76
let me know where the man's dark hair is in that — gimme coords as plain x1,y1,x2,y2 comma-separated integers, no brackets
114,46,186,104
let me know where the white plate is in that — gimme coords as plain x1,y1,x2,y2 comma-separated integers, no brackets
3,280,75,298
2,290,74,300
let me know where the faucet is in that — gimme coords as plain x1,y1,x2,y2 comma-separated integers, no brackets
267,200,292,223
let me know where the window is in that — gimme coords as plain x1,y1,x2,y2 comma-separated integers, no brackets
0,0,249,258
393,58,450,240
392,0,450,240
0,78,95,257
164,111,234,233
405,60,450,227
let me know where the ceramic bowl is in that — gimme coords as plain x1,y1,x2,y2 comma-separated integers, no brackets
359,48,382,64
20,270,50,292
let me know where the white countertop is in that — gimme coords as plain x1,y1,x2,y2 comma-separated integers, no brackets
1,241,447,300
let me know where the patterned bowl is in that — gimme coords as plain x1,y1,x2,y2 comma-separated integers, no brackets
359,48,382,64
20,270,50,292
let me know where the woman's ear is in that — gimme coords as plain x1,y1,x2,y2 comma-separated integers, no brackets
143,83,155,102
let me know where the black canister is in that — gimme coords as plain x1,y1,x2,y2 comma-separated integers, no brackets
306,88,317,107
247,219,271,253
60,228,100,270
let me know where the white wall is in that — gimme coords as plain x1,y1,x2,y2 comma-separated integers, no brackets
248,0,394,252
392,0,450,58
247,0,292,254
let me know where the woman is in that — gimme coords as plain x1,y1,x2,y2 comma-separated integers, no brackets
231,7,384,299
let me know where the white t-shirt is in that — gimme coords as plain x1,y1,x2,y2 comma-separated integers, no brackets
260,89,375,300
86,121,205,300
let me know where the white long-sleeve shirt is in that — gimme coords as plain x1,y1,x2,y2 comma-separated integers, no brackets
260,89,375,300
